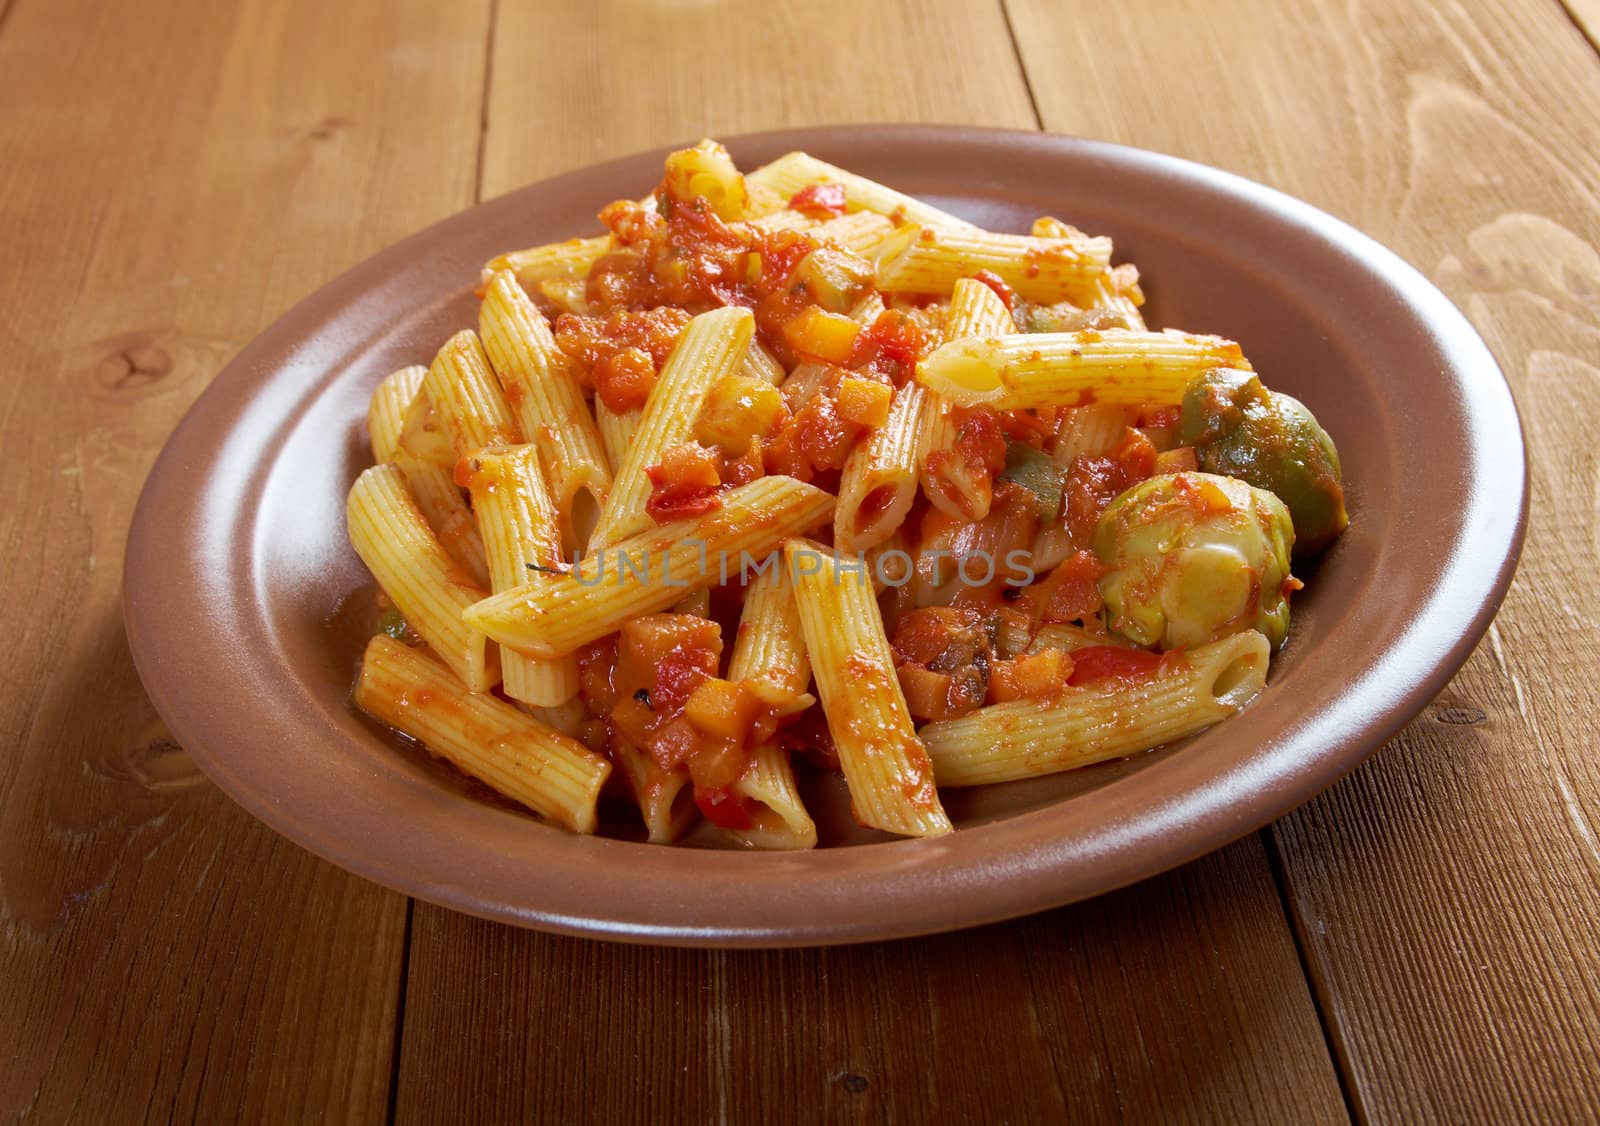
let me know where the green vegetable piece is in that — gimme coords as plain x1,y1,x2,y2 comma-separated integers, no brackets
376,606,410,641
1094,472,1297,650
1179,368,1348,557
998,439,1064,521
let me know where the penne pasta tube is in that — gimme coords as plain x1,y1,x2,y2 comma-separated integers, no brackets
741,339,786,385
1027,622,1134,654
875,224,1113,306
398,387,456,469
460,445,580,707
1051,403,1142,466
595,402,640,476
746,151,976,229
535,277,590,315
368,366,426,463
527,696,588,737
920,277,1016,521
467,476,834,658
921,631,1271,786
588,306,754,548
784,539,951,838
481,234,610,289
742,182,790,219
813,210,896,255
612,737,698,844
670,588,711,617
354,635,608,833
726,563,811,696
393,453,492,590
479,269,612,550
834,380,925,553
346,464,498,691
423,329,523,455
915,331,1250,410
724,744,818,850
369,365,492,586
724,564,818,849
1032,216,1146,331
746,209,816,234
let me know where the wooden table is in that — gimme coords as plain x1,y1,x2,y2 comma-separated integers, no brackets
4,0,1598,1120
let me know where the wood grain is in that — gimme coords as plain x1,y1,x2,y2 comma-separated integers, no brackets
0,0,490,1119
1560,0,1600,53
1007,0,1600,1118
392,3,1344,1123
481,0,1038,187
395,838,1344,1125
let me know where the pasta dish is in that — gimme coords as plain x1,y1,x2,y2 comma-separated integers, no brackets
346,140,1348,847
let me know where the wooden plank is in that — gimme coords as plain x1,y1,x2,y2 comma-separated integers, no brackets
1007,0,1600,1118
395,839,1344,1125
479,0,1037,187
0,0,491,1119
396,4,1343,1121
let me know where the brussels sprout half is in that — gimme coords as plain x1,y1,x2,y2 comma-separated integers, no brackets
1094,472,1297,651
1179,368,1348,557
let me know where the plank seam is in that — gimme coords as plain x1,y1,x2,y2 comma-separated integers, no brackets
0,0,18,44
385,898,415,1125
474,0,500,203
997,0,1045,130
1263,828,1363,1125
1553,0,1600,59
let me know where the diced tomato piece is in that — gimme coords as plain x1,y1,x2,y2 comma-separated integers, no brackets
1062,427,1160,544
788,182,849,219
969,269,1016,311
1066,645,1167,687
848,310,925,385
694,785,759,830
953,406,1008,477
1033,550,1108,623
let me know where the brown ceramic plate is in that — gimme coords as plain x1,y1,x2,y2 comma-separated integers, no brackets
124,126,1526,946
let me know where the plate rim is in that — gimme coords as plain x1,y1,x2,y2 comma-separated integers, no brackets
123,124,1529,946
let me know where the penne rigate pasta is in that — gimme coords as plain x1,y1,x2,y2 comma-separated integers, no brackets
723,563,818,849
1051,403,1142,466
482,234,611,289
369,365,492,586
1027,622,1135,654
919,277,1016,521
460,444,580,707
595,402,640,476
741,339,786,385
813,210,896,255
746,151,976,229
393,453,492,590
613,737,698,843
397,385,456,468
467,476,834,658
423,329,522,454
921,632,1271,786
368,366,426,464
346,464,498,691
354,635,608,832
588,306,754,548
916,331,1250,410
874,223,1113,306
1032,216,1147,331
726,558,811,697
835,380,926,553
723,744,818,850
479,268,612,550
785,539,951,838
